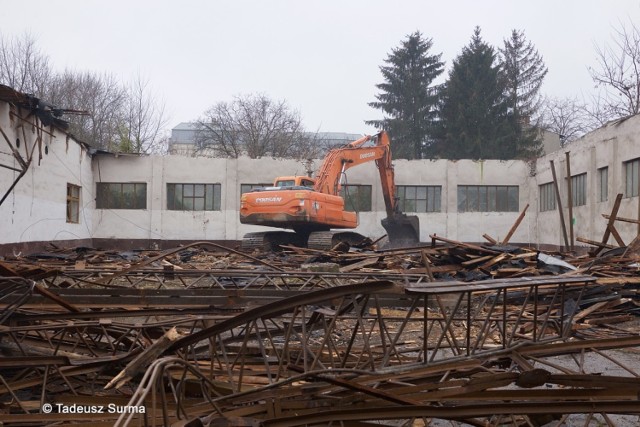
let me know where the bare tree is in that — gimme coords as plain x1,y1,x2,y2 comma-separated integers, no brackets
0,32,52,96
589,20,640,120
47,70,127,150
117,74,169,153
0,33,169,153
195,94,316,159
539,97,592,143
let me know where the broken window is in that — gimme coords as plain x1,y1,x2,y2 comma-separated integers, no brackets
66,184,80,223
624,158,640,198
569,173,587,207
539,182,556,212
340,185,372,212
240,183,272,194
598,167,608,202
396,185,441,213
96,183,147,209
457,186,518,212
167,184,221,211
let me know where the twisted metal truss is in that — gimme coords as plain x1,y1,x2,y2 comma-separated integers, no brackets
0,273,639,426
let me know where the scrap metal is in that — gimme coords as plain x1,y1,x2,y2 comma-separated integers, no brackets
0,232,639,426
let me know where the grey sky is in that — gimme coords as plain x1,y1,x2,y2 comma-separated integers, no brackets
2,0,640,134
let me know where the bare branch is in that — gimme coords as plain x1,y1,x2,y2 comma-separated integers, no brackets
589,20,640,118
539,96,593,143
194,93,314,159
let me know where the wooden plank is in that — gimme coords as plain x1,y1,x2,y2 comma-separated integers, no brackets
550,159,570,250
576,237,616,249
590,193,623,256
482,234,498,245
502,203,529,245
602,214,640,225
608,223,626,247
565,152,574,250
339,257,380,272
429,234,500,255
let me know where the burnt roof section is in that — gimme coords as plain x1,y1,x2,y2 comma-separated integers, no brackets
0,84,69,130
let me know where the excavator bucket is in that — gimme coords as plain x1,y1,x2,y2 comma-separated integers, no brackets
381,214,420,248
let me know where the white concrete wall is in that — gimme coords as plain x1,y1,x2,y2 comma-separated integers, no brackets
88,115,640,247
533,115,640,248
0,101,94,246
91,155,315,242
3,92,640,249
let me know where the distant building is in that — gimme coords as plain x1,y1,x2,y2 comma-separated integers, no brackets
168,122,200,156
540,128,562,155
167,122,363,156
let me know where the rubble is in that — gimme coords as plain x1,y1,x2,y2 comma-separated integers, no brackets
0,201,639,426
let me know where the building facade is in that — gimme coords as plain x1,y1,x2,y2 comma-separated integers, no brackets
2,92,640,253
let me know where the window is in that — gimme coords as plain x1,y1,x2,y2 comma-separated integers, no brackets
569,173,587,207
340,184,372,212
96,183,147,209
539,182,556,212
598,167,608,202
66,184,80,223
241,183,272,195
457,185,518,212
624,158,640,198
167,183,221,211
396,185,441,212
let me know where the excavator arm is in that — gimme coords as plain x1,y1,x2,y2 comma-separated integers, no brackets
313,131,419,246
314,132,395,214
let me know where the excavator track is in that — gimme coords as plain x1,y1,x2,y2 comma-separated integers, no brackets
307,231,369,251
242,230,369,252
241,231,305,251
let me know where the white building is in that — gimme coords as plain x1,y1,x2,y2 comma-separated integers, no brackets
1,86,640,254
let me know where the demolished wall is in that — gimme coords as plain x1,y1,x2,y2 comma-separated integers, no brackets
1,84,640,252
0,97,94,253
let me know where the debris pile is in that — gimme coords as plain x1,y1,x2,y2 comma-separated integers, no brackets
0,202,639,425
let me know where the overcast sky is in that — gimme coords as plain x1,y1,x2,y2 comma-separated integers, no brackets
2,1,640,135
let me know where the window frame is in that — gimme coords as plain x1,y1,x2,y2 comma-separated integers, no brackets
96,182,147,210
624,158,640,198
396,185,442,213
457,185,519,213
598,167,608,203
539,182,556,212
167,183,221,211
66,183,80,223
569,172,587,207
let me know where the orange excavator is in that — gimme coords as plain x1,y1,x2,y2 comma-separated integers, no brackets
239,131,420,250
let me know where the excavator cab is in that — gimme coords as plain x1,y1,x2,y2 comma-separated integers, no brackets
273,176,315,189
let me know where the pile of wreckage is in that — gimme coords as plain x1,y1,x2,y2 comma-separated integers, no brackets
0,201,639,426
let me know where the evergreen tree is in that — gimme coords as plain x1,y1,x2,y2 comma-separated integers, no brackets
437,27,513,160
500,29,547,158
367,31,444,159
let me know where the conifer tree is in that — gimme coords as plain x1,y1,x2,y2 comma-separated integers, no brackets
438,27,513,159
500,29,547,157
367,31,444,159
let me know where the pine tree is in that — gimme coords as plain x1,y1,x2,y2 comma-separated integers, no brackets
438,27,514,160
500,29,547,158
367,31,444,159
